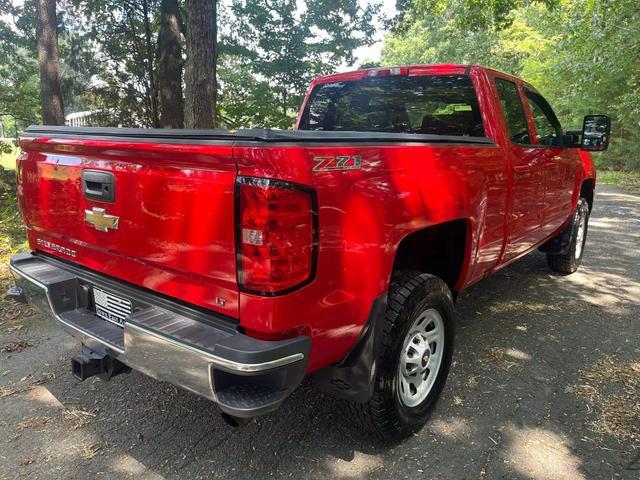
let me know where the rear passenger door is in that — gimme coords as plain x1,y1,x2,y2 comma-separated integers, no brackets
494,77,546,261
523,88,575,236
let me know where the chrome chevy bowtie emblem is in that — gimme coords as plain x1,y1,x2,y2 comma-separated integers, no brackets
84,207,120,232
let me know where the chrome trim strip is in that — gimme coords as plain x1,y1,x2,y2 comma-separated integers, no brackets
10,260,305,373
125,322,304,373
9,262,125,354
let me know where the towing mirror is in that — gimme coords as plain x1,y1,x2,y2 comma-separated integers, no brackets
581,115,610,151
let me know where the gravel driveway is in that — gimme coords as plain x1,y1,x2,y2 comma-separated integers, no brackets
1,184,638,480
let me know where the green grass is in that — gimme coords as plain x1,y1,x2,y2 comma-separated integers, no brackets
1,167,27,261
0,158,32,321
0,145,19,171
597,170,640,195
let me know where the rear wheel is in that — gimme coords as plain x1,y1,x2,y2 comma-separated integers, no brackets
350,271,455,439
547,197,590,274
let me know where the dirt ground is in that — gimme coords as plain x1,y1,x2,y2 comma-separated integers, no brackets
0,184,638,480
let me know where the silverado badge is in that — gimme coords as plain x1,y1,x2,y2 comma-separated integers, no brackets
85,207,120,232
312,155,362,172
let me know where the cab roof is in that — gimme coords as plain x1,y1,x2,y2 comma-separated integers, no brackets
311,64,475,86
312,64,526,84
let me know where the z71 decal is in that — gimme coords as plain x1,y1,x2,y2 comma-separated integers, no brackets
312,155,362,172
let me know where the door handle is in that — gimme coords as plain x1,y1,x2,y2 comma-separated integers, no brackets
82,170,115,202
543,156,562,169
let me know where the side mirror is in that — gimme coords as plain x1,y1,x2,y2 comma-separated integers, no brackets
581,115,610,151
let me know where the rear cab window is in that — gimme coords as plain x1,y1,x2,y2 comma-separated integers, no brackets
299,75,486,137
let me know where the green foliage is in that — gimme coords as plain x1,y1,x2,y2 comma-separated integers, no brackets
2,0,381,131
0,143,18,169
1,150,29,266
70,0,162,127
0,1,40,129
220,0,380,128
2,0,638,171
0,0,101,130
382,0,640,170
408,0,557,30
597,170,640,195
0,140,17,157
217,57,293,129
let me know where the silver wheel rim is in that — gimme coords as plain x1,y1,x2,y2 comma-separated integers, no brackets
575,210,587,259
397,308,445,408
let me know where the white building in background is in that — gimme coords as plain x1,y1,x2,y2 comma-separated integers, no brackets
65,110,101,127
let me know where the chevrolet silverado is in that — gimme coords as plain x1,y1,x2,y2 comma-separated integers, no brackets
7,64,610,438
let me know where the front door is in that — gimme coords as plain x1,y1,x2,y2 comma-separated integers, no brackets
523,88,575,236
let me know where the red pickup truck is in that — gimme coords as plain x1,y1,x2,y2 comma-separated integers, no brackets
8,64,609,438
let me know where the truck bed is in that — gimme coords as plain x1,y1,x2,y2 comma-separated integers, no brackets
18,126,494,320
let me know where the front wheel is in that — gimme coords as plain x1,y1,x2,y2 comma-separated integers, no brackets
547,197,590,275
350,272,455,439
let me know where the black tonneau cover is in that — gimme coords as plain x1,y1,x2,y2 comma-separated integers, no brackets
22,125,495,145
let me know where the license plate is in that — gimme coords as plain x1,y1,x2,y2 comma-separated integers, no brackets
93,287,132,327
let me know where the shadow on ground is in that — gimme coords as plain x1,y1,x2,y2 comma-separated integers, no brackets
1,186,638,480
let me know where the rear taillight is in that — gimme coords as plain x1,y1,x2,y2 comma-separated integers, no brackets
236,176,318,295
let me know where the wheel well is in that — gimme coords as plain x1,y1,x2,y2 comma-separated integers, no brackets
581,178,595,212
392,219,467,292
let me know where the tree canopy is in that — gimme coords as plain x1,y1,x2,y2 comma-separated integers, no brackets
382,0,640,169
0,0,638,169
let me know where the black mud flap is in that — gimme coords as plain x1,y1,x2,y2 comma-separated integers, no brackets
310,295,387,403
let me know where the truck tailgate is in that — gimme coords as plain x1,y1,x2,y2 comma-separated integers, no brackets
17,134,239,318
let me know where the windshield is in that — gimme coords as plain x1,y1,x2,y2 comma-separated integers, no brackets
299,75,485,137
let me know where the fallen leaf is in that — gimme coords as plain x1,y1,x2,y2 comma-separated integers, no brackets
487,347,504,361
32,372,56,385
1,340,33,353
0,386,17,397
63,408,96,429
18,416,51,430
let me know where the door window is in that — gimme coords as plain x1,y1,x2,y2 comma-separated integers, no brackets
525,89,562,146
494,78,531,145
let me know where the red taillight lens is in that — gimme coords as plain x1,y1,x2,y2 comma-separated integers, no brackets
236,177,318,295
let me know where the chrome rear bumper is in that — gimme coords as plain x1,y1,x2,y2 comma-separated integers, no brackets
9,252,309,417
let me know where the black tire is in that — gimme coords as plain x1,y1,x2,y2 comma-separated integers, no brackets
349,271,455,439
547,198,590,275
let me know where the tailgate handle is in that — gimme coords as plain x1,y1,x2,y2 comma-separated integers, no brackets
82,170,115,202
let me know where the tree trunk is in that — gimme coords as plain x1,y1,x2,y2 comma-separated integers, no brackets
36,0,64,125
142,0,159,128
157,0,184,128
184,0,217,129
